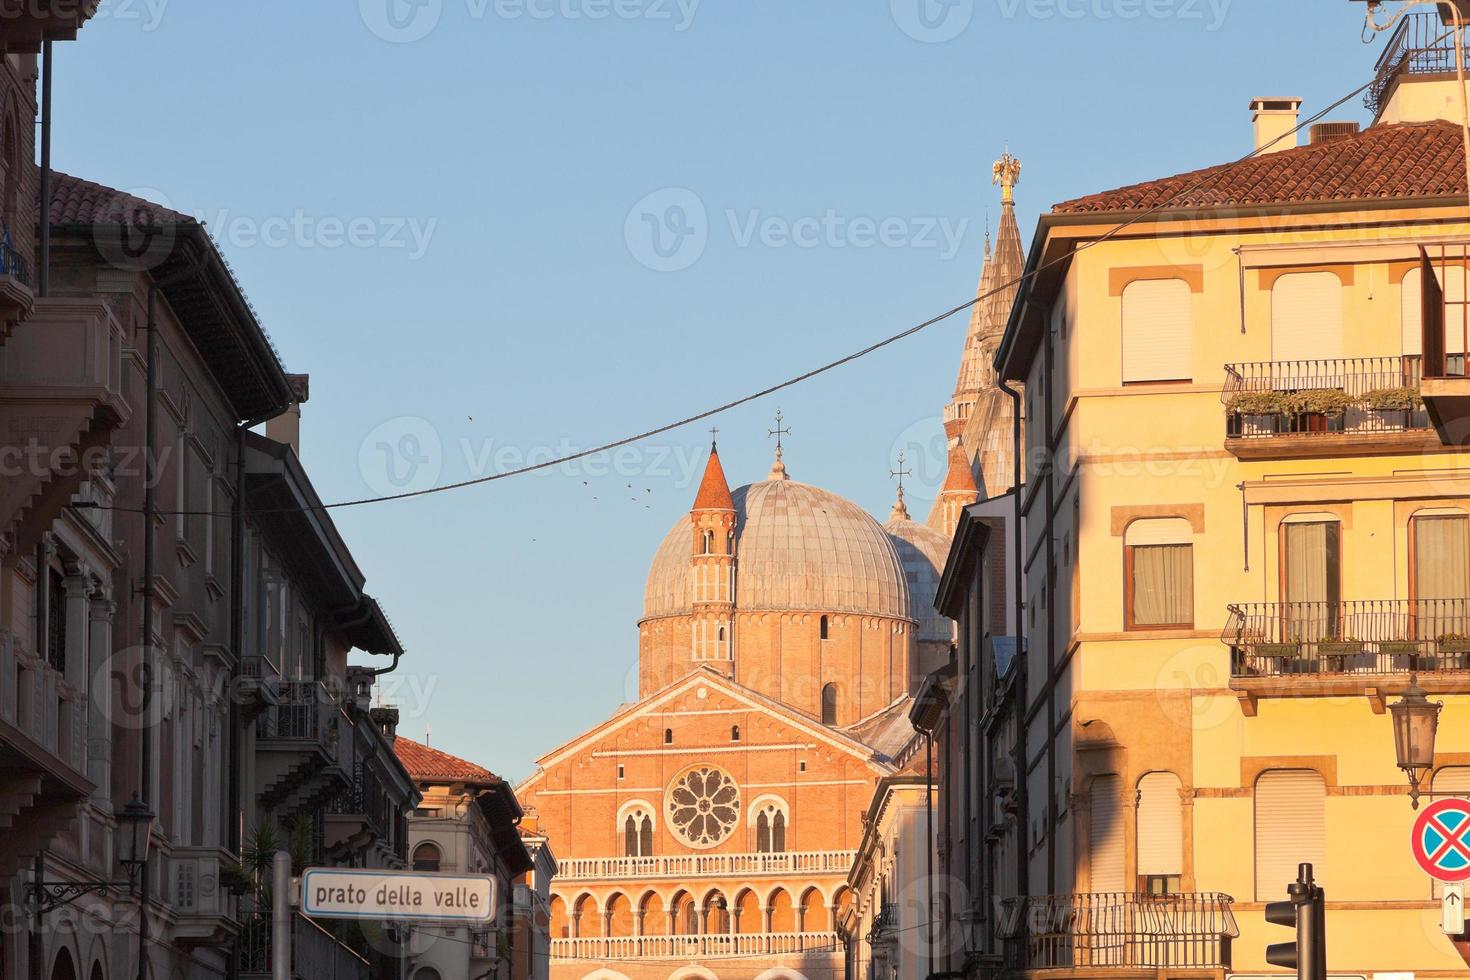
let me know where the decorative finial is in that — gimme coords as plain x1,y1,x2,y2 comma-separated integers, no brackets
767,408,792,480
993,151,1021,206
984,210,991,258
709,426,719,450
889,450,912,521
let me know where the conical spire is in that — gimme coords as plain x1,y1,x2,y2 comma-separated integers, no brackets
693,442,735,511
941,442,979,496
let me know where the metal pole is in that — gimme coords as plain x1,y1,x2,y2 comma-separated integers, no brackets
38,40,51,298
925,731,935,980
136,280,161,980
272,850,291,980
29,850,43,980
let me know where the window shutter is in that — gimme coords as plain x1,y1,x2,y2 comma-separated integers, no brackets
1122,279,1192,383
1137,772,1184,877
1089,774,1126,892
1254,769,1325,900
1271,272,1343,362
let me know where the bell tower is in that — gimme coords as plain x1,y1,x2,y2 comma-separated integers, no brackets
689,435,736,674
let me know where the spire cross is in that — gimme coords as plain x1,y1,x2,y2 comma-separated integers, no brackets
767,409,791,461
890,450,912,499
709,426,719,448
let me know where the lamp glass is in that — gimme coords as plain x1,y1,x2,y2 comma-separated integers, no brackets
118,793,155,871
1390,685,1440,774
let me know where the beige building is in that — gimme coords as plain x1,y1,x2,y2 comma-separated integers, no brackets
939,11,1470,977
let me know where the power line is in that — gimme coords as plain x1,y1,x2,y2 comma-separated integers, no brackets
84,57,1406,521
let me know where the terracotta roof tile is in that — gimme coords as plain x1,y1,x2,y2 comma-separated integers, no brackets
394,737,502,786
1053,121,1466,214
45,172,197,227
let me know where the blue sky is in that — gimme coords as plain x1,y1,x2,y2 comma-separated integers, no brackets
60,0,1387,779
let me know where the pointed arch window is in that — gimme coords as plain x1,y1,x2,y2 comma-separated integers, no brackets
623,811,654,857
754,798,789,853
821,683,838,726
819,615,830,640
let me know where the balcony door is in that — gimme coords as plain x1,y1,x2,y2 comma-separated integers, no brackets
1412,512,1470,641
1271,272,1343,363
1281,517,1341,640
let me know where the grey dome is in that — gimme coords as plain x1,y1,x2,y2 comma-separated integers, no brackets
643,479,912,622
883,516,952,644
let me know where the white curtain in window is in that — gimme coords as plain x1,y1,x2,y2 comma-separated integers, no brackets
1132,545,1193,627
1284,521,1339,639
1272,271,1343,362
1415,515,1469,637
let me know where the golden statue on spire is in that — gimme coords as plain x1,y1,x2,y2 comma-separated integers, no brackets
993,151,1021,205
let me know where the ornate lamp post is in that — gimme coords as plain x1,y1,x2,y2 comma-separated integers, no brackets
28,792,155,913
1389,680,1443,809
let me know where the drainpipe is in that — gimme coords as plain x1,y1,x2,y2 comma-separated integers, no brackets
1042,323,1057,896
139,248,207,980
38,41,51,297
997,377,1027,917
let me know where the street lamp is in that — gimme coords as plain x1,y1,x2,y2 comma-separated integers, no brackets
28,792,156,915
117,793,156,884
1389,679,1443,809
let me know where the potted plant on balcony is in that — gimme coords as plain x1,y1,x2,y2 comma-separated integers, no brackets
219,860,253,897
1287,389,1356,434
1377,639,1421,673
1318,636,1365,673
1360,386,1422,429
1226,391,1293,436
1437,632,1470,670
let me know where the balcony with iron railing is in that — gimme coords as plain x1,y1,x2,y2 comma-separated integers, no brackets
1367,11,1470,117
999,892,1237,971
1221,356,1433,457
240,912,370,980
1223,600,1470,708
325,760,392,859
550,931,842,961
0,228,33,334
255,680,350,814
554,849,857,882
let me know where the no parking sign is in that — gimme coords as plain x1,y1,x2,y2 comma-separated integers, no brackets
1411,798,1470,883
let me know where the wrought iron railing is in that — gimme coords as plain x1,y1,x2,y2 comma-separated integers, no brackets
258,680,330,740
1222,356,1428,438
999,892,1237,970
1223,599,1470,676
326,762,390,839
240,913,370,979
1368,12,1470,116
0,230,30,286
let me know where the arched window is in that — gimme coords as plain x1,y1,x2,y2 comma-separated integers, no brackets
1088,774,1125,892
731,725,740,742
413,970,442,980
1136,771,1183,894
820,683,838,726
753,798,788,854
412,842,442,872
664,728,673,745
702,530,714,554
623,810,653,857
819,615,829,640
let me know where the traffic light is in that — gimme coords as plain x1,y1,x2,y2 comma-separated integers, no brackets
1265,862,1326,980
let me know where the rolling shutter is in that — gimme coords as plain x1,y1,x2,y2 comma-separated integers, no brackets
1122,279,1192,383
1089,774,1126,892
1254,769,1325,900
1137,772,1184,877
1271,272,1343,362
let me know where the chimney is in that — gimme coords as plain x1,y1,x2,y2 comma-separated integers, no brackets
1250,97,1304,154
266,372,310,456
1309,121,1361,145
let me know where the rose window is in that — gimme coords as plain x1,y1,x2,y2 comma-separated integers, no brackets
666,766,740,848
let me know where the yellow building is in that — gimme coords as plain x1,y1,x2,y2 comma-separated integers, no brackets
964,13,1470,976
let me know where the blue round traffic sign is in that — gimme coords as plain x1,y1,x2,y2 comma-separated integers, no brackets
1412,798,1470,882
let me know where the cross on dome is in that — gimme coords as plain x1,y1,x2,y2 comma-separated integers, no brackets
889,450,912,521
767,408,791,481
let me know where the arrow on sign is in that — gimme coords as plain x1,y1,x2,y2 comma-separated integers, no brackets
1444,882,1465,937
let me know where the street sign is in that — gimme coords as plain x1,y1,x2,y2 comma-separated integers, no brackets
1444,882,1465,936
300,868,497,923
1411,798,1470,882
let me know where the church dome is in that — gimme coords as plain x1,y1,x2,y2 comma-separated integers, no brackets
883,512,952,645
642,478,912,622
